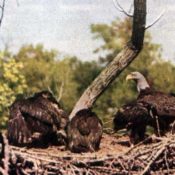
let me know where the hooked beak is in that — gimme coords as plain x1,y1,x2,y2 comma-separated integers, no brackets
126,74,133,81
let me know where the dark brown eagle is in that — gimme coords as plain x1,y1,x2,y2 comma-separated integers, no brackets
114,72,175,144
67,109,103,153
113,101,151,144
8,91,68,147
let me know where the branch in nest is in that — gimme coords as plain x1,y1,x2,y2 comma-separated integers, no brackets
140,139,169,175
112,0,133,17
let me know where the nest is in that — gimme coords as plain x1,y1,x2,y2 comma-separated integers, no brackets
0,133,175,175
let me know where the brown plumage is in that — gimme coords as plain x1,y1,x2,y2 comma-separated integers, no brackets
113,101,150,144
8,91,68,147
67,109,103,153
114,72,175,144
138,90,175,120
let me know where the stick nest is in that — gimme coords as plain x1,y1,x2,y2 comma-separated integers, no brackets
0,133,175,175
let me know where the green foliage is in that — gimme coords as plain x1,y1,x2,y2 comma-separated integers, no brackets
0,52,27,127
50,58,79,112
14,44,57,94
91,18,132,63
14,44,79,112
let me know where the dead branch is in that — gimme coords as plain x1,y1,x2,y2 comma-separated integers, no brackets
112,0,133,17
145,10,165,29
140,139,169,175
57,81,64,102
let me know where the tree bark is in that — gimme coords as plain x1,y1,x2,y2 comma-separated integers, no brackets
69,0,147,119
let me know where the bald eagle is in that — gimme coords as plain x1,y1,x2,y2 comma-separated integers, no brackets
114,101,151,144
67,109,103,153
8,91,68,147
114,72,175,144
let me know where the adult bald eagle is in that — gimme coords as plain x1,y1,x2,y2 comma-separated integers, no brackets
114,72,175,144
8,91,68,147
67,109,103,153
126,72,175,125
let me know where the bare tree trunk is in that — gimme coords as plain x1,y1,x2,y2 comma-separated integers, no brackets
69,0,147,119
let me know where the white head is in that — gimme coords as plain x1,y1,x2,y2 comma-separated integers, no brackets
126,71,150,92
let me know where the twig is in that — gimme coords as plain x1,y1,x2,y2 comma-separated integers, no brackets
57,81,64,102
125,135,154,155
140,140,169,175
155,116,161,137
112,0,133,17
170,121,175,134
0,0,5,28
164,148,169,174
145,10,165,29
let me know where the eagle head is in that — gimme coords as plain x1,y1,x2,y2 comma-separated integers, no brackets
126,71,150,92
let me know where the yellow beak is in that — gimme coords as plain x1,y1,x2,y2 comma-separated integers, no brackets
126,74,133,81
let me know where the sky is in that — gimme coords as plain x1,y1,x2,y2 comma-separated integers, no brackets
0,0,175,62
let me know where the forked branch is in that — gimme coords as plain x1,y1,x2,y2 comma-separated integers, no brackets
112,0,133,17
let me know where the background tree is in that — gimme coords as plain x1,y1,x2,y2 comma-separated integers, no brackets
14,44,79,112
0,51,27,128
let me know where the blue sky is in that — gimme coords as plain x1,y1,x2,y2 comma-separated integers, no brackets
1,0,175,62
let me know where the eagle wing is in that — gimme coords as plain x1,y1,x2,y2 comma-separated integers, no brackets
114,101,149,131
138,93,175,118
76,111,102,136
20,101,57,124
76,117,90,136
8,103,32,145
8,100,57,145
